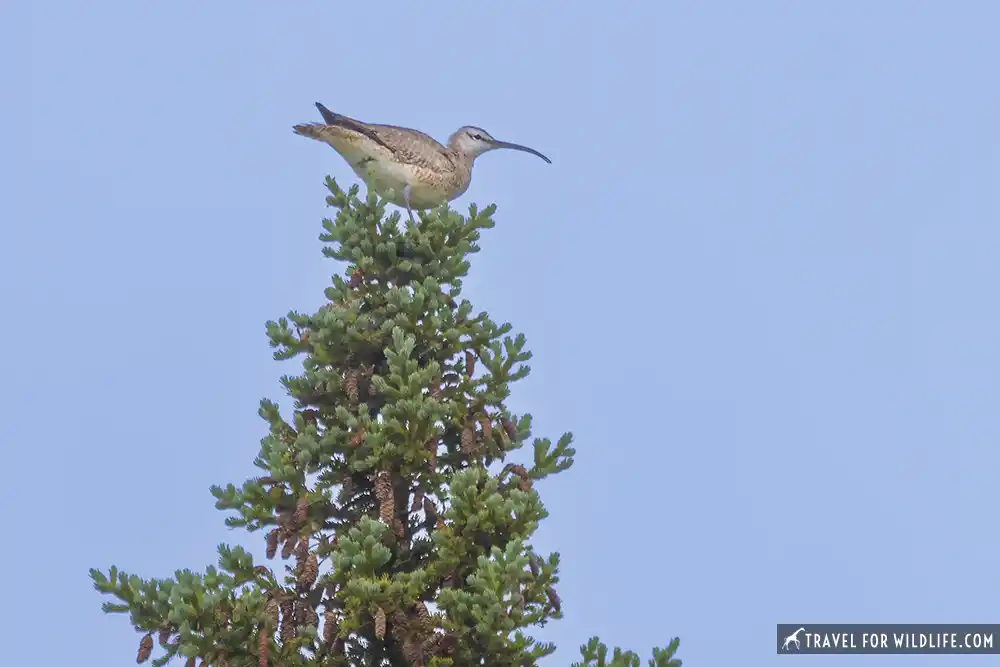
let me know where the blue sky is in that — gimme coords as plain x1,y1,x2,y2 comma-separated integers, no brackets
3,2,999,665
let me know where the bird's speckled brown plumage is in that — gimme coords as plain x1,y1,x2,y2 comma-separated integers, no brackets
293,102,550,216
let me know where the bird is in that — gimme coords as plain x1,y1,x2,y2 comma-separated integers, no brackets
293,103,551,223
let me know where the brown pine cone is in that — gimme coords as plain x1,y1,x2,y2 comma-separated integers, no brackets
265,530,279,560
349,427,365,448
409,487,424,513
546,586,561,613
349,268,363,288
340,476,355,497
422,497,437,523
501,417,518,440
295,535,310,561
279,600,296,641
297,552,318,591
402,637,424,665
293,495,309,527
375,471,394,524
465,350,476,377
374,470,392,503
185,658,196,667
281,533,296,559
157,627,172,646
137,634,153,663
266,597,280,629
478,415,493,441
345,370,360,402
303,605,319,631
460,423,475,453
506,464,532,491
374,607,387,640
258,628,269,667
323,608,339,647
529,554,540,578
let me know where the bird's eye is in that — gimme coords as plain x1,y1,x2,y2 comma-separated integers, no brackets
470,133,484,140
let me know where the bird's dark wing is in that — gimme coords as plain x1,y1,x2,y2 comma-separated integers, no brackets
314,102,396,154
313,102,456,171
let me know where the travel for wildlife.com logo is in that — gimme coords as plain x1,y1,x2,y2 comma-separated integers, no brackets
776,624,1000,655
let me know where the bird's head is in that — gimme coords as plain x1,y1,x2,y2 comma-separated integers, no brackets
448,126,552,164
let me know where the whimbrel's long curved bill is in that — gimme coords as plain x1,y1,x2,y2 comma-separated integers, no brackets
491,140,552,164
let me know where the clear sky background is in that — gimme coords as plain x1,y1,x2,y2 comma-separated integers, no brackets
2,2,998,665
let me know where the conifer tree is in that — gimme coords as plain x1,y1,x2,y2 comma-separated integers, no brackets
91,179,682,667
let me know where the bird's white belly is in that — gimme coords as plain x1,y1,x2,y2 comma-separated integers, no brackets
348,158,422,208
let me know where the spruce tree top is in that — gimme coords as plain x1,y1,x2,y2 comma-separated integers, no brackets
91,180,681,667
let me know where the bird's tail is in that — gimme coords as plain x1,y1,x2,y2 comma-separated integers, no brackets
292,122,329,141
292,103,355,141
293,102,392,152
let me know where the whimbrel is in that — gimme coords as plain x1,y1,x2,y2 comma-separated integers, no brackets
293,103,551,223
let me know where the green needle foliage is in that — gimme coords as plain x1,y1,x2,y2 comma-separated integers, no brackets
91,178,682,667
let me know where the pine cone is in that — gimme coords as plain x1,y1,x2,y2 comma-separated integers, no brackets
402,637,424,665
478,415,493,441
185,658,195,667
265,530,279,560
295,535,310,561
506,464,532,491
349,427,365,448
426,633,458,657
297,552,318,591
279,600,296,641
301,409,318,425
422,497,437,523
374,470,392,503
323,608,339,647
465,350,476,377
501,417,518,440
409,487,424,513
266,597,280,629
281,533,296,559
415,601,430,626
349,268,363,288
374,607,387,640
293,495,309,527
258,628,269,667
157,627,172,646
529,554,540,578
460,423,475,453
345,370,359,402
363,364,377,397
546,586,561,613
137,634,153,663
303,605,319,631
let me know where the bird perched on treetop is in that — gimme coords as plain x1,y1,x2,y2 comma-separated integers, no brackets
293,103,551,223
